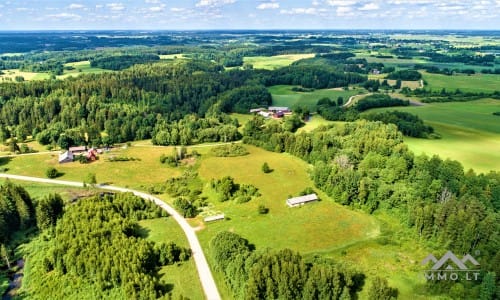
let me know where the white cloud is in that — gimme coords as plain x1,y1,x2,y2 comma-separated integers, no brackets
16,7,30,12
327,0,357,6
48,13,82,20
336,6,353,15
359,3,379,10
312,0,320,6
170,7,185,12
68,3,85,9
195,0,236,7
107,3,125,11
280,7,318,15
257,2,279,10
149,4,166,12
145,0,160,3
95,4,103,9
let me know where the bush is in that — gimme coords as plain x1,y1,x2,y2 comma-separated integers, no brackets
212,143,249,157
261,162,272,173
45,167,59,179
258,205,269,214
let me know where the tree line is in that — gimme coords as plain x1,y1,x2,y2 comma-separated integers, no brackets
210,231,373,299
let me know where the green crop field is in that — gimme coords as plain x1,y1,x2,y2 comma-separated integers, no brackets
138,218,204,299
269,85,362,111
243,54,315,70
59,61,109,79
366,99,500,173
422,71,500,93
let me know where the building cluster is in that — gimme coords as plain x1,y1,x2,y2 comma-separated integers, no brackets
250,106,292,119
58,146,102,164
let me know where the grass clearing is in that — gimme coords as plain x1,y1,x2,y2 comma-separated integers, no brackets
59,60,109,79
0,69,49,81
159,54,187,60
138,218,204,299
367,99,500,173
422,71,500,93
196,145,380,253
297,114,338,133
243,54,315,70
2,144,182,189
269,85,362,111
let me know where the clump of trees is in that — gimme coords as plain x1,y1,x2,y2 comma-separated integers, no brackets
210,176,260,203
210,231,366,299
23,192,186,299
354,94,409,112
212,143,249,157
90,54,160,70
386,69,422,81
0,181,36,244
362,111,434,138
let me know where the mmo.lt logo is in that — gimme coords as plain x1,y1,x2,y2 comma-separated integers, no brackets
421,251,481,281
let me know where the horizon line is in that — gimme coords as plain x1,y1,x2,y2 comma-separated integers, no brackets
1,28,500,32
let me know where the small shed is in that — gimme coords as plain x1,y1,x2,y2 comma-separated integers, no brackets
286,193,318,207
204,214,225,222
58,151,74,164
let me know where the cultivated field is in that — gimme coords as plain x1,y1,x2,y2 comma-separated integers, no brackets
269,85,362,111
243,54,315,70
422,71,500,93
367,99,500,173
0,69,49,81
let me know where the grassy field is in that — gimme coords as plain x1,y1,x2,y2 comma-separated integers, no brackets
422,71,500,93
138,218,204,299
243,54,315,70
59,61,108,79
0,69,50,81
159,54,187,60
269,85,362,111
367,99,500,173
1,144,182,189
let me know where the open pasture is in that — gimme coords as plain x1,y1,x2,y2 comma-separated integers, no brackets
243,53,315,70
269,85,361,111
366,99,500,173
422,71,500,93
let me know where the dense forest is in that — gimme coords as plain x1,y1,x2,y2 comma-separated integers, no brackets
242,118,499,298
210,231,372,299
21,192,190,299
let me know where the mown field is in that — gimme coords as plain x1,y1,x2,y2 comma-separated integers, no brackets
367,99,500,173
243,54,315,70
422,71,500,93
269,85,362,111
59,60,109,79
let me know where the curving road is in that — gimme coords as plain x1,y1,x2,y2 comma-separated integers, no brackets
0,173,221,300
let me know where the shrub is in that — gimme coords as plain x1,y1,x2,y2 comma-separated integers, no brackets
261,162,272,173
258,205,269,214
45,167,59,179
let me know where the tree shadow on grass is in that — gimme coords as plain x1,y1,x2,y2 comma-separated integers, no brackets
0,156,11,172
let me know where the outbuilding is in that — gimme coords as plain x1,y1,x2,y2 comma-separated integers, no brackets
286,193,318,207
58,151,74,164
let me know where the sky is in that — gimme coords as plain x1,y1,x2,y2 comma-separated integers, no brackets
0,0,499,30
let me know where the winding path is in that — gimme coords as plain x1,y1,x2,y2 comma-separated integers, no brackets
0,173,221,300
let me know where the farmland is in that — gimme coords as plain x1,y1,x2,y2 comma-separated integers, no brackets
269,85,362,111
422,72,500,93
243,54,315,70
366,99,500,172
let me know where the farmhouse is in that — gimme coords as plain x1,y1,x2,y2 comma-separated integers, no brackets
204,214,225,222
69,145,87,155
268,106,290,113
58,151,74,164
286,193,318,207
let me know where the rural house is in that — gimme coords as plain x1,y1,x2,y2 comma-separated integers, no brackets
58,151,74,164
286,193,319,207
69,146,87,155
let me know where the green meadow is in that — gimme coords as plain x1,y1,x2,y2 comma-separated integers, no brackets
367,99,500,173
59,60,109,79
243,54,315,70
422,71,500,93
269,85,362,111
0,142,475,299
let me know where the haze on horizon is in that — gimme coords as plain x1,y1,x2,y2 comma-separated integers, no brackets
0,0,499,31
